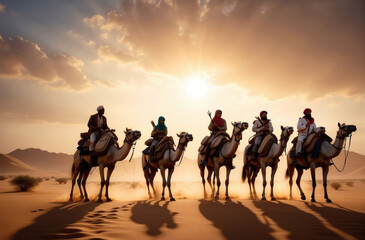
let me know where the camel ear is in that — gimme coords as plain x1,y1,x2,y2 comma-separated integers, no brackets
281,125,284,131
176,133,181,137
124,130,127,134
338,122,341,128
231,122,235,126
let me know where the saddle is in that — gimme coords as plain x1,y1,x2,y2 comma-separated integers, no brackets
153,136,175,161
77,130,118,157
145,138,154,146
246,134,278,158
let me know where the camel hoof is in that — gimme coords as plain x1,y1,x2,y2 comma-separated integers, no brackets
97,198,103,203
170,197,176,201
271,197,277,201
84,198,90,202
106,198,112,202
311,198,316,202
301,195,306,200
69,198,73,202
326,198,332,203
214,196,219,200
161,196,165,201
261,197,266,201
226,196,231,201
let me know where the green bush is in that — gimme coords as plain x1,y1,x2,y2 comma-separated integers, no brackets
10,175,40,191
55,178,68,184
330,182,342,190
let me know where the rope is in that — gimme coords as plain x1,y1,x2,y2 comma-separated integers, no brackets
129,141,137,162
331,134,352,172
175,149,185,167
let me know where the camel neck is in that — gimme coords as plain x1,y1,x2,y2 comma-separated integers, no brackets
329,133,345,158
273,134,289,158
221,132,241,158
170,143,184,162
114,141,132,162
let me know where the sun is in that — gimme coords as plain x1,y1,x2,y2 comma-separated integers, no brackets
185,75,209,99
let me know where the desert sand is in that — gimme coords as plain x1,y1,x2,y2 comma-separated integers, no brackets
1,177,364,240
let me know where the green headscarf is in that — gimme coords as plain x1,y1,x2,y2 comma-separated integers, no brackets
156,116,166,131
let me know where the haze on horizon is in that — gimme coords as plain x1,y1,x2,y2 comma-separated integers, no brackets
0,0,364,159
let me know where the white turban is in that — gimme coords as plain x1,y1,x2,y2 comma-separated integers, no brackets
97,105,104,111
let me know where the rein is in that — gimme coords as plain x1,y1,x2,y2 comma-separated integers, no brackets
331,133,352,172
169,135,189,167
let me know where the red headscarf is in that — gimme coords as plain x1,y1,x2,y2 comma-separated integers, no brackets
303,108,314,124
213,110,225,127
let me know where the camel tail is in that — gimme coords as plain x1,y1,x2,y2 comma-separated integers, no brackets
285,168,289,179
242,166,247,183
71,164,75,178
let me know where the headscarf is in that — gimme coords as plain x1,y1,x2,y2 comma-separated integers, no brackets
212,110,225,127
156,116,167,131
303,108,314,125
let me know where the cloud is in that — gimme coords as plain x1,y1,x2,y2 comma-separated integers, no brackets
84,0,365,99
0,4,5,13
0,35,90,90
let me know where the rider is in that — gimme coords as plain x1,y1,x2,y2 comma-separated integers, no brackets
200,110,235,169
150,116,168,162
88,105,110,165
293,108,317,164
251,111,273,161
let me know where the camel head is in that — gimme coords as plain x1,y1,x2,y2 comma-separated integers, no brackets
280,125,294,139
124,128,142,144
337,123,357,138
176,132,193,146
315,126,326,134
231,121,249,134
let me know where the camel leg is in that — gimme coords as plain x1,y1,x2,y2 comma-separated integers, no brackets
200,166,207,199
97,165,105,202
251,167,260,199
261,162,267,201
167,167,175,201
206,168,214,199
225,165,231,200
323,166,332,203
160,166,167,201
214,163,221,200
247,165,253,199
310,163,317,202
143,167,152,199
69,165,80,202
296,167,306,200
270,163,278,201
82,168,91,202
150,169,157,195
105,165,115,202
77,168,84,200
288,164,295,200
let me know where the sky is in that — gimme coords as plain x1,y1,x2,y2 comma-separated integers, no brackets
0,0,364,159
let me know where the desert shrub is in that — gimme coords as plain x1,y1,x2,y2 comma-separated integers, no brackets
55,178,68,184
44,177,50,181
35,177,43,183
330,182,342,190
345,181,354,187
10,175,39,191
0,176,7,181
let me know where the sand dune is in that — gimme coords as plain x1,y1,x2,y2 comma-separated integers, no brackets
0,153,36,173
0,179,364,240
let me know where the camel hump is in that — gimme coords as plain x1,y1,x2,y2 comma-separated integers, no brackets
305,133,333,154
94,130,118,153
258,133,278,157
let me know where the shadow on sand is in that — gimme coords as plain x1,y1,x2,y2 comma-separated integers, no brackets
199,200,274,240
253,200,342,239
130,200,177,236
12,202,101,240
305,202,365,239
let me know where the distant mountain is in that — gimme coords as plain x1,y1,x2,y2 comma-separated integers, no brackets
8,148,73,174
0,153,36,174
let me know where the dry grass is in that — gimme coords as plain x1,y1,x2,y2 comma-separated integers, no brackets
330,182,342,190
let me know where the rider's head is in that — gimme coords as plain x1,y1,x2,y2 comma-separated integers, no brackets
97,105,105,115
260,111,267,121
215,110,222,118
159,116,165,124
303,108,312,119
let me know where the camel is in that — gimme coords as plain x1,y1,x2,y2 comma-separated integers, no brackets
142,132,193,201
286,123,356,203
242,126,294,200
70,128,141,202
198,121,249,200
